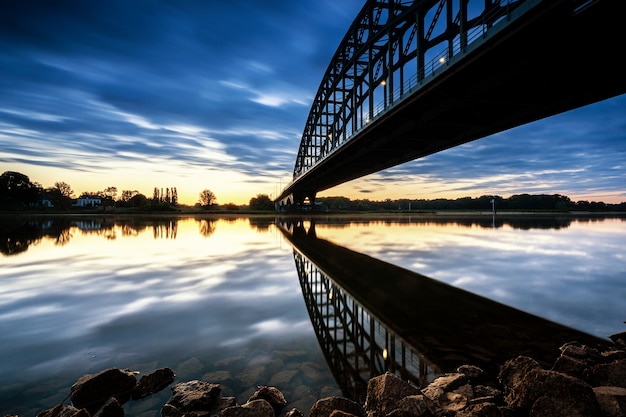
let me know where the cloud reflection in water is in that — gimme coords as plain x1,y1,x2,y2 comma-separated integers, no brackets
0,218,308,384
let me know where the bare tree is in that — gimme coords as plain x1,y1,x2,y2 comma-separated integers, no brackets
198,189,216,207
54,181,74,198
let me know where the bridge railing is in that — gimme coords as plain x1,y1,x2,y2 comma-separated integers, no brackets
369,2,517,129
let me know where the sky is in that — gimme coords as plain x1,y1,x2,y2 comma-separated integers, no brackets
1,0,625,206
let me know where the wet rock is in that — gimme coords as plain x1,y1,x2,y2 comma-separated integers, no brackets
609,331,626,349
239,365,269,387
160,403,183,417
310,396,364,417
593,386,626,417
165,380,222,413
248,385,287,416
457,365,487,384
36,404,90,417
387,394,440,417
268,369,299,387
586,358,626,388
365,372,420,417
503,367,600,416
472,384,502,403
498,356,541,392
92,397,123,417
421,373,471,412
69,368,137,415
454,402,500,417
175,357,204,380
284,408,305,417
131,367,175,400
221,399,274,417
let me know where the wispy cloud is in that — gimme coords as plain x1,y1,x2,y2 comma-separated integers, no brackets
0,0,624,203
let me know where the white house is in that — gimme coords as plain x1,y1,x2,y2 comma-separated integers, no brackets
73,195,102,207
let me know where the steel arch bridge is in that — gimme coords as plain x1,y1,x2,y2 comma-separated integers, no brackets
275,0,626,210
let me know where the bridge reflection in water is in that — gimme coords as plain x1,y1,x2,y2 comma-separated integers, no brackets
295,251,436,403
277,218,612,401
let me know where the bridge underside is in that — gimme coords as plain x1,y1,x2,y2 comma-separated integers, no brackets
280,0,626,206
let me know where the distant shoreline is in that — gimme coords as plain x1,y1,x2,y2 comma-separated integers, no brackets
2,208,626,219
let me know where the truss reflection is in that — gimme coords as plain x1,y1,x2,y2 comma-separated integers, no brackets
295,251,439,401
277,217,612,402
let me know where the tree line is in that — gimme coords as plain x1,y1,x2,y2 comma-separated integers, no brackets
316,194,626,212
0,171,220,211
2,170,624,212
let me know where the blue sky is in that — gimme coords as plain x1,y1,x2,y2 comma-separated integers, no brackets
1,0,625,205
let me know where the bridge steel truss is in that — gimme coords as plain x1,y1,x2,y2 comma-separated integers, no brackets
292,0,525,198
294,250,438,401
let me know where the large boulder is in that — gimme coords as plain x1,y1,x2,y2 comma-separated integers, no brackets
500,360,601,416
69,368,137,415
365,372,420,417
221,399,275,417
165,380,222,413
310,396,364,417
248,385,288,416
131,367,175,399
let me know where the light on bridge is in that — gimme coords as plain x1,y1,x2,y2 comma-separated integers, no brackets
439,57,446,63
380,80,387,86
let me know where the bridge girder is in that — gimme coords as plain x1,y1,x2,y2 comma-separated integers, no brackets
278,0,626,206
291,0,513,181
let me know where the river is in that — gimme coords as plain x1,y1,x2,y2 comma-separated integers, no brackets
1,213,624,416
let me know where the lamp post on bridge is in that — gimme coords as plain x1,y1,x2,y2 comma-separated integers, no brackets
381,79,387,108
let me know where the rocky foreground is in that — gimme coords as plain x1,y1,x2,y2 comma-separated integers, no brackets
7,331,626,417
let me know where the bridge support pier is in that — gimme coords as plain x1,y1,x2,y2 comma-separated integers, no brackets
275,191,319,212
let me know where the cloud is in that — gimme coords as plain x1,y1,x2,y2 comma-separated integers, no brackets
0,0,624,204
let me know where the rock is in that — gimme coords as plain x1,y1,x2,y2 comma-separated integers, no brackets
551,354,588,379
131,367,175,399
503,367,601,416
165,380,222,413
457,365,487,384
160,403,183,417
387,394,439,417
248,386,288,416
284,408,305,417
329,411,361,417
92,397,124,417
586,358,626,388
310,397,364,417
421,373,470,411
454,402,500,417
268,369,299,387
36,404,90,417
498,356,542,392
593,386,626,417
221,399,275,417
472,384,502,403
609,331,626,349
69,368,137,415
365,372,420,417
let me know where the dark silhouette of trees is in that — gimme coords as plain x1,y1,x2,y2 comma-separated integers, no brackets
198,189,216,207
0,171,42,207
101,186,117,207
153,187,178,205
316,193,623,212
249,194,274,210
45,181,74,209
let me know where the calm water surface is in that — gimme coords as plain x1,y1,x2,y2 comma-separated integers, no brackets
1,214,624,416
